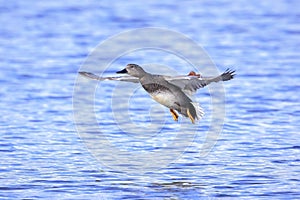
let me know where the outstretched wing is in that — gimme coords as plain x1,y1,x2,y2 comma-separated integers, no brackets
79,71,139,83
166,69,235,95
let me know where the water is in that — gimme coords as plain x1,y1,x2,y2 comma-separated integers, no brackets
1,0,300,199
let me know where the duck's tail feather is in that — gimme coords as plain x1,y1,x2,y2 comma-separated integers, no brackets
190,102,204,121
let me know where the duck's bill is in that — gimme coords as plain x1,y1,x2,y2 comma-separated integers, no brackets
116,68,128,74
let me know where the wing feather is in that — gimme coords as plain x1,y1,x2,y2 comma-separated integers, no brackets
166,69,235,95
79,71,139,83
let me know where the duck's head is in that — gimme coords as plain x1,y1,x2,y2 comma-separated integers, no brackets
116,64,146,78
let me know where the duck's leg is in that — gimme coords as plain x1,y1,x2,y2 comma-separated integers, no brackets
170,109,179,121
187,109,195,124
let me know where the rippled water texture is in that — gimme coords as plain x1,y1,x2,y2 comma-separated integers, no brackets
1,0,299,199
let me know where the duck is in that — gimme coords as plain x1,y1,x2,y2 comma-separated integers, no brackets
79,64,235,123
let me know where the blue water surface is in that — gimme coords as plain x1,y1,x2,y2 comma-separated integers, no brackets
1,0,300,199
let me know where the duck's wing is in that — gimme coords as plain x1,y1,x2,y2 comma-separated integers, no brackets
79,71,139,83
165,69,235,95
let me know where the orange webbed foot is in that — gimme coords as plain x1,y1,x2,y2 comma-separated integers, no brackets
170,109,179,121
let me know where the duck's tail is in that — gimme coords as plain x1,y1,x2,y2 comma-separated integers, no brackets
186,102,204,123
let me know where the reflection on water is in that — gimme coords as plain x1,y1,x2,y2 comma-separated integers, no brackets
0,0,299,199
